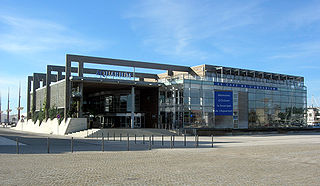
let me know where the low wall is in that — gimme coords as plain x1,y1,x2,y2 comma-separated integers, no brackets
13,118,87,135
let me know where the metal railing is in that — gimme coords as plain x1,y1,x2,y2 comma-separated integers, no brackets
13,134,216,154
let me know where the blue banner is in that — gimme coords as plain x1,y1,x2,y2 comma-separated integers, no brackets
214,82,277,91
215,91,233,116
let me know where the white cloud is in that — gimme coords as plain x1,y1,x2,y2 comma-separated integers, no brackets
126,0,262,60
286,1,320,28
268,41,320,60
0,15,102,54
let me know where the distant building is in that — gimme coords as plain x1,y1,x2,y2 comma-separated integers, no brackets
26,54,307,131
307,107,320,125
1,114,18,123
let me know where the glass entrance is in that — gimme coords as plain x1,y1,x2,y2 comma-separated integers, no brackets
99,113,144,128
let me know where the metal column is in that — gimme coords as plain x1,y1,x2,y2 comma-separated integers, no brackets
78,61,83,118
64,56,71,119
45,66,51,119
172,88,176,129
27,76,32,119
131,86,135,128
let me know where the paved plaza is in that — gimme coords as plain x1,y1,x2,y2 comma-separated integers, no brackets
0,128,320,185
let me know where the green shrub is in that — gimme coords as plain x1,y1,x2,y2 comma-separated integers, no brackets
38,108,45,125
58,108,64,124
48,106,58,120
32,111,38,123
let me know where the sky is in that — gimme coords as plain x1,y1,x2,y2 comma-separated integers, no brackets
0,0,320,114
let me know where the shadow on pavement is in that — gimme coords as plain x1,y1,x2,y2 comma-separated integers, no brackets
0,134,242,154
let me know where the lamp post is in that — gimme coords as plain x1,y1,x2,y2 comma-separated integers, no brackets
17,82,22,120
6,88,10,127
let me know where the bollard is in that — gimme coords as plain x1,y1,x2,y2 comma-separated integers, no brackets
197,135,199,148
149,136,152,150
113,132,115,141
71,137,74,153
143,135,145,144
170,136,173,148
127,134,130,151
102,134,104,152
173,135,175,147
211,135,214,148
107,132,109,141
47,137,50,153
16,138,19,154
184,135,186,147
161,135,164,146
134,134,136,144
195,135,197,148
152,135,154,145
120,133,122,141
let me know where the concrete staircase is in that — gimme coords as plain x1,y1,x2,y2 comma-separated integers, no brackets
91,128,178,138
66,129,100,138
66,128,178,138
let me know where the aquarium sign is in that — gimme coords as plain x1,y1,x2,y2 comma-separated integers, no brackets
96,70,133,78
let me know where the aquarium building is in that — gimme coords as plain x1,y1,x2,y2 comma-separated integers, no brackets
26,54,307,131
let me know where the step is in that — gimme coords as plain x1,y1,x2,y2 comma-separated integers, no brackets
87,128,178,138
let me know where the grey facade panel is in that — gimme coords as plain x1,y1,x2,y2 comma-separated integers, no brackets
215,115,233,128
50,80,66,108
238,92,249,129
35,88,46,110
30,93,33,111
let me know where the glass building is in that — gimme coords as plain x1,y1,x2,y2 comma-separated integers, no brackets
27,55,307,131
158,65,307,129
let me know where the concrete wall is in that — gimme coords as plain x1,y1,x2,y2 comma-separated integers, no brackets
65,118,87,134
191,65,205,77
13,118,87,135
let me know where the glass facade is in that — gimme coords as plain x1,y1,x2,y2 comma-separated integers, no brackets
159,73,307,129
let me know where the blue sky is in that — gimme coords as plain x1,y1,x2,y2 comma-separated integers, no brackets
0,0,320,114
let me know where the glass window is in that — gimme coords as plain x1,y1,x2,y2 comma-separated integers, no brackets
203,89,213,99
190,97,200,105
248,93,255,100
280,95,289,102
203,99,213,106
190,88,200,98
256,101,264,108
256,93,264,101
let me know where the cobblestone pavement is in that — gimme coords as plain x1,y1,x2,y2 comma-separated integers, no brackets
1,133,320,185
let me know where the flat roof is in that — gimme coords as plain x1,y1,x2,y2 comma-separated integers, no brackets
29,54,305,83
